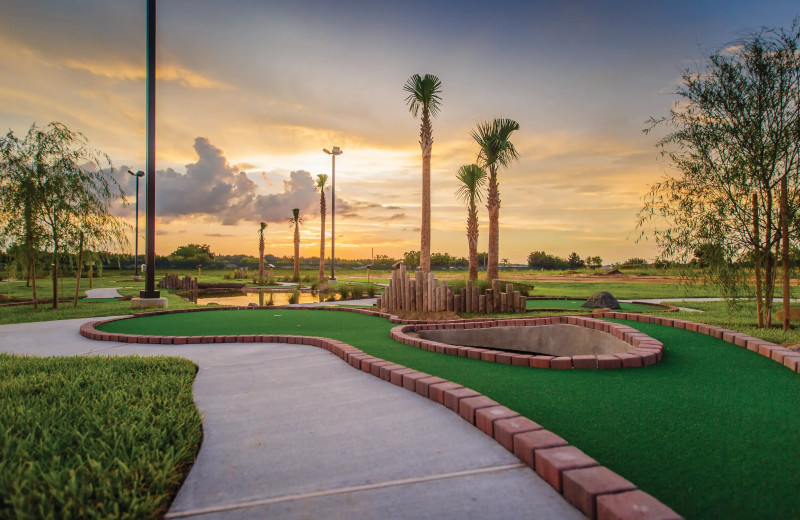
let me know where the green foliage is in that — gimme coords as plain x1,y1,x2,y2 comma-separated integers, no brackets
337,285,350,299
585,255,603,268
567,252,584,269
403,251,420,268
350,284,364,299
527,250,569,270
169,243,213,263
288,290,300,304
403,74,443,119
0,355,201,519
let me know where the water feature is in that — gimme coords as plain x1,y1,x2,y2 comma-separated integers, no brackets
188,291,341,306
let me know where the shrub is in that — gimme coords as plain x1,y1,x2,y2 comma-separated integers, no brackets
288,290,300,304
350,285,364,299
337,285,350,300
366,285,376,298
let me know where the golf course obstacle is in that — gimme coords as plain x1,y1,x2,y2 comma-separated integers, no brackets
376,265,525,315
158,273,198,291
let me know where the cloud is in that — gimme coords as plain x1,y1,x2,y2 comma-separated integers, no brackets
153,137,319,225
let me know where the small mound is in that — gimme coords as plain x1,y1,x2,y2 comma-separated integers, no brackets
604,269,622,276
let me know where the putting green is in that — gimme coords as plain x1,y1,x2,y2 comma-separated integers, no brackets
526,299,660,311
98,309,800,519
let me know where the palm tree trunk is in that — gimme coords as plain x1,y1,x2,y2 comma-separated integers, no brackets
258,231,265,284
467,205,479,281
293,224,300,281
319,194,326,281
486,167,500,281
420,113,433,274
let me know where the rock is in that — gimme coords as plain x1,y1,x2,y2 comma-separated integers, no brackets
581,292,621,309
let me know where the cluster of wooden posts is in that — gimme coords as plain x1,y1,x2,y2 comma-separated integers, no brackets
158,273,198,291
376,265,526,314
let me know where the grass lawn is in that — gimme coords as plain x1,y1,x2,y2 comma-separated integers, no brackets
99,309,800,520
0,354,202,519
525,299,658,311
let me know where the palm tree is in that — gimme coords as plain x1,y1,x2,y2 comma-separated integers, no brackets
403,73,442,274
289,208,303,281
314,174,329,281
455,164,487,281
258,222,267,284
471,118,520,281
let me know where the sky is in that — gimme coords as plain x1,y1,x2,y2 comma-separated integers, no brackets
1,0,798,263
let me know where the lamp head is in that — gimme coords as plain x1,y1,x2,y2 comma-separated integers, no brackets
128,169,145,177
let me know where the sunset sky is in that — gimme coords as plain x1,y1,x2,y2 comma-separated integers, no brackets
2,0,797,263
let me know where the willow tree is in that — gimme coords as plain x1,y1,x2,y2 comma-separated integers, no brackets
258,222,267,284
638,21,800,327
455,164,487,281
472,118,520,281
314,174,329,281
0,122,127,309
404,73,442,274
289,208,303,282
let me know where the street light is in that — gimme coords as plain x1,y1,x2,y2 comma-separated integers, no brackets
128,170,145,280
323,146,342,281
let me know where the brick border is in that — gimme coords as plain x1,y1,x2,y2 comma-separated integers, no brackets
79,307,681,519
389,315,664,370
593,311,800,376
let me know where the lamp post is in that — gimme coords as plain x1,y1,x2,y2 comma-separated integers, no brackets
128,170,145,280
323,146,342,281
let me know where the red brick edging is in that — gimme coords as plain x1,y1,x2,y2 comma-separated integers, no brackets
79,306,687,519
389,315,665,369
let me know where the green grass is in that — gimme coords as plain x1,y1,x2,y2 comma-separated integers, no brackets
98,309,800,519
0,354,202,519
525,299,658,311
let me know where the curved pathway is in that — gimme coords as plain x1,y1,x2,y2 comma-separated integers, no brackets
0,318,583,520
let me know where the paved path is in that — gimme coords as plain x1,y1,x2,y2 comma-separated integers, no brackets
84,287,123,299
0,319,584,520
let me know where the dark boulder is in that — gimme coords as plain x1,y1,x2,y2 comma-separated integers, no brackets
581,292,621,309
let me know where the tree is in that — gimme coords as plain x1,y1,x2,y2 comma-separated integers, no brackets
169,244,213,263
314,174,329,281
638,21,800,327
567,252,585,269
289,208,303,281
404,73,442,275
258,222,267,284
585,255,603,268
0,122,127,309
527,251,568,270
472,118,520,281
403,250,420,268
455,164,487,281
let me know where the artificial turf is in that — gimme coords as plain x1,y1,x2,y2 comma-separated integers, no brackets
525,299,658,311
98,309,800,520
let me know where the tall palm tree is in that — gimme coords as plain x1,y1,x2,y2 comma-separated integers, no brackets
258,222,267,284
403,73,442,274
471,118,519,281
455,164,487,281
314,174,329,281
289,208,303,281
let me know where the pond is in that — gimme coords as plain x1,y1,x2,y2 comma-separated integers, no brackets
189,291,342,307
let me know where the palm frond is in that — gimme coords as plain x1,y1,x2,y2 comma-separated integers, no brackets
403,73,443,118
314,174,329,191
454,164,487,204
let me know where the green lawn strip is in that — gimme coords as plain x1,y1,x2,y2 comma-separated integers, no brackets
0,354,202,520
98,309,800,519
525,299,658,311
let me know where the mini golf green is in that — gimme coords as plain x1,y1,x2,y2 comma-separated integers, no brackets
525,298,661,311
98,309,800,519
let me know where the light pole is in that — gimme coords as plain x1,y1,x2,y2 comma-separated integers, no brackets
323,146,342,281
128,170,145,280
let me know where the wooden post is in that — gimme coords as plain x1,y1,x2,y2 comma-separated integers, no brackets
492,279,501,310
376,296,382,308
486,289,494,314
428,272,436,312
465,280,473,313
447,286,454,312
512,291,521,312
415,271,423,312
399,264,406,310
472,286,479,313
454,294,461,313
479,294,486,314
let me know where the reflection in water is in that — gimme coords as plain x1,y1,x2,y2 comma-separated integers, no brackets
194,291,339,307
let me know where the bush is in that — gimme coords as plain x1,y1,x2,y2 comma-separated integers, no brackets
350,284,364,299
366,285,376,298
288,290,300,304
337,285,350,300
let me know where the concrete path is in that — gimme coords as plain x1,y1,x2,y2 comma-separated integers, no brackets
0,319,584,520
84,287,123,299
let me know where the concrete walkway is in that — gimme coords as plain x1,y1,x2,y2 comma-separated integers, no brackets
84,287,123,299
0,319,584,520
